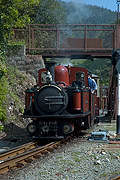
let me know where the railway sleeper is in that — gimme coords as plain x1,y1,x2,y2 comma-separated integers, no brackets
16,162,25,168
47,147,54,152
42,150,49,154
17,160,29,166
0,167,9,174
24,158,33,163
33,154,42,159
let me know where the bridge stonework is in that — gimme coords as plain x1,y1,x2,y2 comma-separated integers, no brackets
6,45,45,79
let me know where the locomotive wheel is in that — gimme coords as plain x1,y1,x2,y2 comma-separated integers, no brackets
27,123,37,135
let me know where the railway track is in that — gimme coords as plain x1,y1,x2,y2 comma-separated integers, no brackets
0,129,91,175
0,135,75,175
0,139,68,175
111,176,120,180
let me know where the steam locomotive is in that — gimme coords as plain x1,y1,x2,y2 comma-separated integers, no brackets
23,62,99,139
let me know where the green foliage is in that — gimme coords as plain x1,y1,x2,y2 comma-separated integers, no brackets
0,125,4,131
0,0,40,42
6,44,24,57
0,47,26,122
6,66,26,119
0,79,8,121
0,50,8,121
0,0,66,46
71,59,112,86
26,0,66,53
34,0,66,24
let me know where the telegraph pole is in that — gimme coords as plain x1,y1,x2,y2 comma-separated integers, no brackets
116,1,120,134
117,0,120,24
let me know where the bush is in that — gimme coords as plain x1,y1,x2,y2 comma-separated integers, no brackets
0,49,8,122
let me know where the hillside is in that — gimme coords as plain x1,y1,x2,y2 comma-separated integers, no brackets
63,2,116,24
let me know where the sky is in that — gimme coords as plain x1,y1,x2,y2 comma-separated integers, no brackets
63,0,118,11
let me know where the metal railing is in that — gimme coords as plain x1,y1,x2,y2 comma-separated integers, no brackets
12,24,120,56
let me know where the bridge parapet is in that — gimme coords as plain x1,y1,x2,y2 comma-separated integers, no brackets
13,24,118,58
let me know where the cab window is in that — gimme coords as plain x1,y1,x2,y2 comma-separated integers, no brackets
41,71,47,83
76,72,85,82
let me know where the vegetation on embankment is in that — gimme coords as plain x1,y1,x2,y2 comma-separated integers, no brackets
0,50,7,122
0,47,36,124
0,50,24,123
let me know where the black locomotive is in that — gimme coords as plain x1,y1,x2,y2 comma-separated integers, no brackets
23,62,99,139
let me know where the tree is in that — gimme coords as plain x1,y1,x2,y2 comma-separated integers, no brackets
0,0,40,43
34,0,66,24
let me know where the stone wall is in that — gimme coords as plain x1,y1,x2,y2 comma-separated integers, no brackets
7,45,45,80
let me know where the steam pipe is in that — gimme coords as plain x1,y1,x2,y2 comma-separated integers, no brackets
117,0,120,24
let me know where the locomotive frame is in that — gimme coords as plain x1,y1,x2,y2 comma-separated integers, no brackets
23,62,99,139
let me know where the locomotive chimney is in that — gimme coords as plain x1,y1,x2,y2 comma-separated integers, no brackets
45,61,56,82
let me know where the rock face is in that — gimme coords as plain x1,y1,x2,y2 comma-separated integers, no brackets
3,45,45,128
6,45,45,80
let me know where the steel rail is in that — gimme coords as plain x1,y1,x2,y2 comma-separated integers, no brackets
111,175,120,180
0,141,37,161
0,140,64,174
0,130,91,175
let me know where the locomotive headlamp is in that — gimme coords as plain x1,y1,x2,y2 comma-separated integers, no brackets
81,73,84,78
27,123,37,134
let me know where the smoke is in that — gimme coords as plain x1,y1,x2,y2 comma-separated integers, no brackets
64,0,91,24
58,0,90,48
59,0,91,49
54,58,73,66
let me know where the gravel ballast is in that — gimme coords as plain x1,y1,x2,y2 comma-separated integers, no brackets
2,121,120,180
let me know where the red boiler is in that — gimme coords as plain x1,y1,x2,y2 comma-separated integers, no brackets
55,65,69,86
